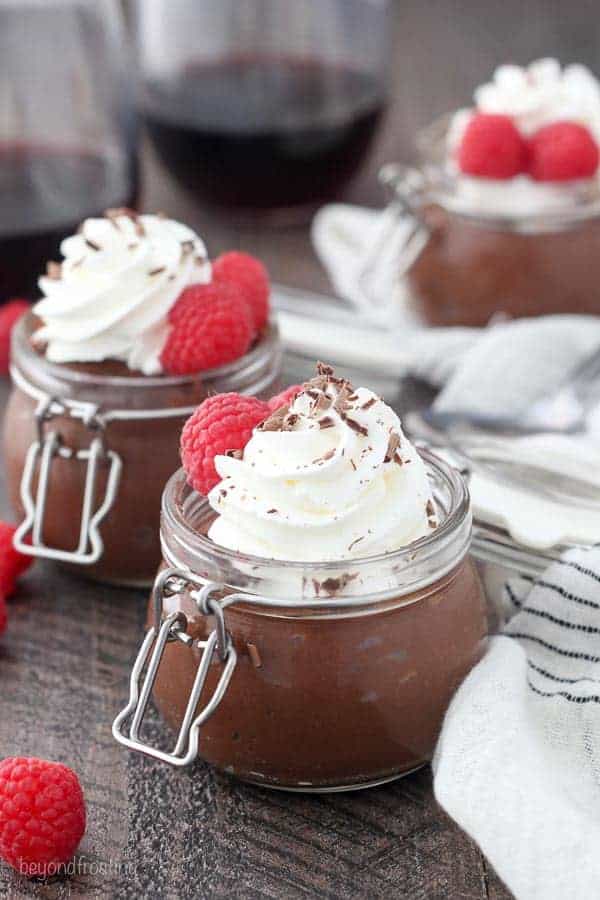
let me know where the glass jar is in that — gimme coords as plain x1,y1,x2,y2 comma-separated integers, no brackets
0,0,138,300
112,450,488,791
3,314,282,586
134,0,391,216
376,116,600,327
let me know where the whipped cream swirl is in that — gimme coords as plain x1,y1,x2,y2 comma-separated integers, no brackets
208,367,437,561
34,211,210,375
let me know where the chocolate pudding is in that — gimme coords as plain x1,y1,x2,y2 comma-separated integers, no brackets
388,60,600,326
4,314,281,585
113,367,488,789
407,205,600,327
150,548,486,789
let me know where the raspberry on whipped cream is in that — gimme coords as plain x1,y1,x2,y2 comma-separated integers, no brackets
447,59,600,214
33,210,211,375
207,364,437,561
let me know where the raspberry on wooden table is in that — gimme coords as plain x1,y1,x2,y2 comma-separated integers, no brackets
181,393,269,495
458,113,529,179
213,251,271,333
0,757,86,877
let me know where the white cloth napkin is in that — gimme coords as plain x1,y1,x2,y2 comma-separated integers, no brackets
434,545,600,900
310,203,600,413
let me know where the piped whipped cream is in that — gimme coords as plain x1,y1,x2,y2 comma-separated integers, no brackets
446,59,600,216
208,365,437,562
34,211,210,375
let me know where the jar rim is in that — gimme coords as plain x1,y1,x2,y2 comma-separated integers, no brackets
160,449,472,601
12,312,281,390
385,113,600,232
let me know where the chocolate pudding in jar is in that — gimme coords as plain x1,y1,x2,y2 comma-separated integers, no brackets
3,211,281,585
391,59,600,327
114,365,487,790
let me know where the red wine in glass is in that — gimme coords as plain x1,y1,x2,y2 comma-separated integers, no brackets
143,55,386,211
0,144,138,302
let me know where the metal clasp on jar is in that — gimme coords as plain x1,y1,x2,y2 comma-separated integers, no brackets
112,569,237,767
13,393,123,565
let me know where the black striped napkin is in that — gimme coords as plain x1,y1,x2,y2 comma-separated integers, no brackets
434,545,600,900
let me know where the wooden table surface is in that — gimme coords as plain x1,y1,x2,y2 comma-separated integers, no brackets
10,1,600,892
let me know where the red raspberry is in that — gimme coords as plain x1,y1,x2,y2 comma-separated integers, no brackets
0,757,86,876
458,113,528,179
268,384,303,411
181,393,269,495
161,282,253,376
528,121,599,181
0,300,29,375
0,522,32,599
0,596,6,636
213,252,270,333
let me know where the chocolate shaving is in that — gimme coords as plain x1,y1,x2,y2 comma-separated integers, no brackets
426,500,435,518
428,519,437,529
316,362,334,377
313,393,332,412
258,406,289,432
384,432,401,463
342,415,368,437
322,448,335,461
282,413,299,430
225,448,244,460
319,416,335,429
393,452,404,466
149,266,166,277
361,397,376,410
348,536,364,552
46,261,62,280
320,573,359,596
181,240,195,255
127,243,138,251
85,238,101,252
267,509,278,514
350,459,357,471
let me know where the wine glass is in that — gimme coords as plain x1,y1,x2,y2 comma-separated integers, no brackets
134,0,391,216
0,0,139,301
